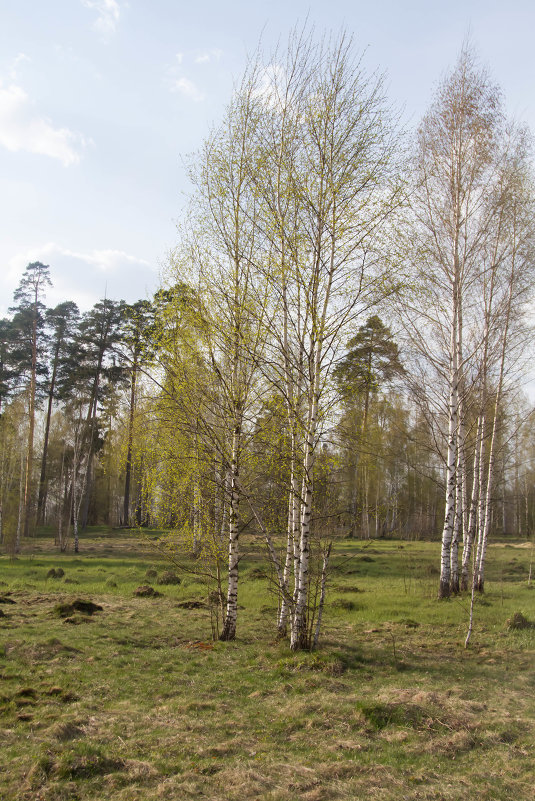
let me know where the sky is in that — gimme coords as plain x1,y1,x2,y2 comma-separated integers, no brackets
1,0,535,315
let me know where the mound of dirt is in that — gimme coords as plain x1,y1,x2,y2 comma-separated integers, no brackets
157,571,181,585
506,611,533,630
53,600,103,618
47,568,65,579
63,615,95,625
206,590,224,605
52,721,86,741
133,585,163,598
177,599,205,609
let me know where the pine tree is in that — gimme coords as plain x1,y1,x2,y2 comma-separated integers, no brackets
9,262,52,547
37,301,80,524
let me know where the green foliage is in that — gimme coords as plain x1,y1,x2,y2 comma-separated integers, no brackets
334,315,403,399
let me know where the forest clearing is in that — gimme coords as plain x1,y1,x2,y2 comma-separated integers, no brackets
2,15,535,801
0,528,534,801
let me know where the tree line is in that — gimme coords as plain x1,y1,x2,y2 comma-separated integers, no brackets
1,33,534,649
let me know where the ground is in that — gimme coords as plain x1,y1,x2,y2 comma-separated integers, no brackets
1,531,534,800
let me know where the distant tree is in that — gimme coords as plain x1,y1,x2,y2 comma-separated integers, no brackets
335,316,404,536
0,318,16,415
0,398,26,547
60,299,125,551
9,262,52,548
37,301,80,524
120,299,156,527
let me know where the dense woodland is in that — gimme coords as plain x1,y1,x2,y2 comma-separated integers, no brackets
1,35,535,649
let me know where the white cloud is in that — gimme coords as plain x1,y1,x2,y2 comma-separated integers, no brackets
70,247,151,272
194,49,223,64
0,80,89,166
8,53,31,81
4,243,155,313
252,63,288,110
82,0,121,39
170,77,205,103
166,49,223,100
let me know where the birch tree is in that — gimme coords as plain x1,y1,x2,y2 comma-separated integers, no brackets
401,47,517,597
158,29,401,649
162,73,271,641
243,30,402,648
398,45,535,600
471,131,535,592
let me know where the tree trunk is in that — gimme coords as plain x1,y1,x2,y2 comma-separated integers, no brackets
37,341,61,524
291,361,319,650
439,321,458,598
123,356,138,526
220,421,241,641
461,415,483,591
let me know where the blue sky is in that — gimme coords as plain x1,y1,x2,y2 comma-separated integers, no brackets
1,0,535,313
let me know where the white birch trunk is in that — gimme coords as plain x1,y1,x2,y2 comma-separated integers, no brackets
278,449,296,636
220,422,241,641
291,418,315,650
461,415,484,590
476,247,515,591
476,405,498,591
439,314,458,598
313,543,332,649
450,442,463,593
291,336,322,650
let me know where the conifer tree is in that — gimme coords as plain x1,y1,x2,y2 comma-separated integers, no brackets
9,262,51,547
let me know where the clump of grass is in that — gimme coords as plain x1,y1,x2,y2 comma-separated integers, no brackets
55,742,125,780
51,721,86,742
506,611,533,630
357,700,426,730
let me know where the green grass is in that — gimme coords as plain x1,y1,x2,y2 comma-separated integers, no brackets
1,530,534,800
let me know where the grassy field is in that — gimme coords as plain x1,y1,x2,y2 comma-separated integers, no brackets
1,530,534,800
